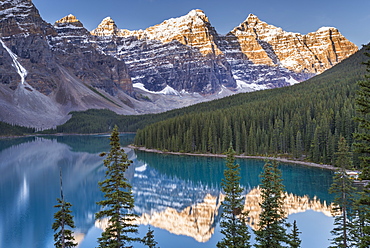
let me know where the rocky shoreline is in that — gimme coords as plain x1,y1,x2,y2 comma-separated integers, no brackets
128,145,338,171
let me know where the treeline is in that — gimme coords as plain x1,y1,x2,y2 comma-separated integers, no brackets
0,121,35,136
47,87,283,134
51,45,366,135
134,46,369,165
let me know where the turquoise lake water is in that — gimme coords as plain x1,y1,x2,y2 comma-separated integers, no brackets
0,134,334,247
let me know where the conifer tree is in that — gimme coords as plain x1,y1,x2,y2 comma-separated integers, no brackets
52,169,78,248
254,161,288,248
354,44,370,179
353,44,370,247
96,126,139,248
217,146,251,248
287,220,301,248
142,226,159,248
329,137,357,248
348,200,368,247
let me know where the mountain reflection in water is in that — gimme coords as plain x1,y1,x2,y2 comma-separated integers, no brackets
0,135,334,248
98,189,334,243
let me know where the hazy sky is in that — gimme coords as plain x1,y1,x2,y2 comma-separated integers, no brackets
32,0,370,48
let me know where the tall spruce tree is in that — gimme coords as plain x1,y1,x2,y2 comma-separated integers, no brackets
254,161,288,248
353,44,370,247
354,44,370,179
329,137,357,248
142,226,159,248
348,197,368,247
95,126,139,248
217,146,251,248
52,169,78,248
287,220,301,248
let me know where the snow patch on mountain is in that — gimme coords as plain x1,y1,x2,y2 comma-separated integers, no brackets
0,2,32,19
133,83,181,96
0,39,27,84
236,80,266,91
286,76,299,85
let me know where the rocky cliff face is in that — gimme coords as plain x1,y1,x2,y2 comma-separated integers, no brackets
51,14,133,96
0,0,136,128
92,10,222,56
91,11,235,94
0,0,55,37
228,14,358,74
91,10,357,93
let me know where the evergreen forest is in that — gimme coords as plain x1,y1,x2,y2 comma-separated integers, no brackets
2,45,369,167
133,45,369,165
0,121,35,136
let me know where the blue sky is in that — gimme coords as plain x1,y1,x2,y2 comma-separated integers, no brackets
32,0,370,48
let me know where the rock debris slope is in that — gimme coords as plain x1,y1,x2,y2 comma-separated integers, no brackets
0,0,137,129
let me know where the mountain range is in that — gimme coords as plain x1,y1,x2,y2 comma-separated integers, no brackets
0,0,358,129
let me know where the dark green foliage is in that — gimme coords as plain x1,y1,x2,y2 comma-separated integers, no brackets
358,193,370,247
349,192,370,247
85,84,122,107
142,226,159,248
254,161,287,248
95,126,139,248
44,92,256,135
0,121,35,136
287,220,301,248
329,137,357,248
354,45,370,179
50,109,122,134
134,46,369,165
217,146,251,248
52,199,78,248
41,45,369,167
52,170,77,248
353,44,370,248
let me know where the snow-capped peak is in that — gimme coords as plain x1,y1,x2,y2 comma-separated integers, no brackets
185,9,206,18
316,26,337,32
91,9,222,55
101,16,115,23
246,13,259,21
154,9,208,26
91,16,119,36
55,14,84,27
55,14,79,23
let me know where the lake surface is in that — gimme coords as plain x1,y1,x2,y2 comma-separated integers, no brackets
0,134,335,248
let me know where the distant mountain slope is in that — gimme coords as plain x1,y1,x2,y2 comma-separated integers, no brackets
0,0,137,129
53,44,368,143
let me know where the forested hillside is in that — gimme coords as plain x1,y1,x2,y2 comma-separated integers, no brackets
0,122,35,136
134,45,369,165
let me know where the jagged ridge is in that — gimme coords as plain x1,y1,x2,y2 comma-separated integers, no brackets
90,9,357,93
